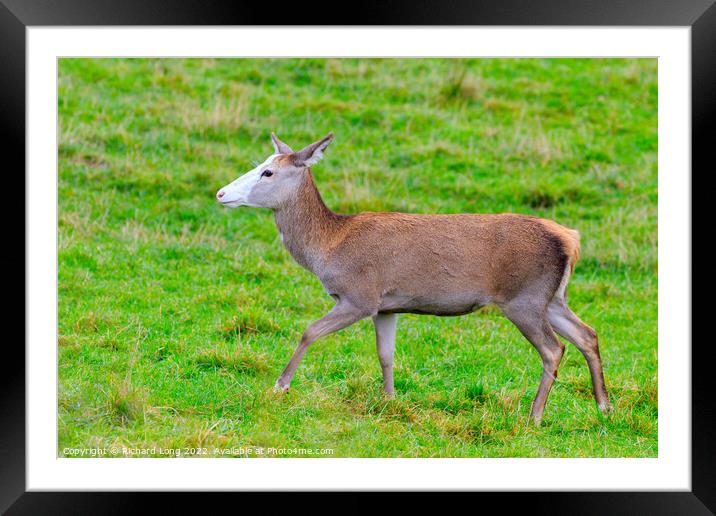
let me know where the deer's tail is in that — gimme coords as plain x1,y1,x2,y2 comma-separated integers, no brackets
563,227,581,275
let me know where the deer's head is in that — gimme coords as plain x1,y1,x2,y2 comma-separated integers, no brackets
216,132,334,209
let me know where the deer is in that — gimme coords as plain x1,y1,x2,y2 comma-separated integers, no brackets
216,132,612,423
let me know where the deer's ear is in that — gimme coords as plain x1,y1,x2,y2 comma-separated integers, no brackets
294,133,334,167
271,132,293,154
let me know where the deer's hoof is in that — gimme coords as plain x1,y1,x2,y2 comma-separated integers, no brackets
599,401,614,415
273,382,290,395
529,414,543,426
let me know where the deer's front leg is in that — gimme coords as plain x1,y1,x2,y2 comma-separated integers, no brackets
274,300,370,393
373,313,397,397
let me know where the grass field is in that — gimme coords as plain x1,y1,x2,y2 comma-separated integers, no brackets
58,58,657,458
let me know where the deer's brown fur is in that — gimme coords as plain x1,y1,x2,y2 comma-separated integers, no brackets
277,171,577,314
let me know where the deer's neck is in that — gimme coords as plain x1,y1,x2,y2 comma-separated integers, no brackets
274,171,347,274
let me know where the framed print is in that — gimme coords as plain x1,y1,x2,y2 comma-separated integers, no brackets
3,0,713,513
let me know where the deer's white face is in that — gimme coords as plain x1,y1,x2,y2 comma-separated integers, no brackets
216,154,304,209
216,132,334,209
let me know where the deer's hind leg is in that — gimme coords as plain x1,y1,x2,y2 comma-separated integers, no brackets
500,297,565,424
547,296,611,413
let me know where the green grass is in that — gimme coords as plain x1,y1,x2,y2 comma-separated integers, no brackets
58,58,657,458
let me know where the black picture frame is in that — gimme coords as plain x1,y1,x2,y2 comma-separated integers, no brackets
2,1,712,513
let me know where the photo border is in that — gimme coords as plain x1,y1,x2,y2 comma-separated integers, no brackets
3,0,713,512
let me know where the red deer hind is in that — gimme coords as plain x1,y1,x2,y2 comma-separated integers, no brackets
216,132,612,423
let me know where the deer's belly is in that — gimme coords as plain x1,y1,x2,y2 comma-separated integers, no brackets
378,290,490,316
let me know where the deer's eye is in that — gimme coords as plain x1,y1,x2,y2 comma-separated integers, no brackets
261,170,273,178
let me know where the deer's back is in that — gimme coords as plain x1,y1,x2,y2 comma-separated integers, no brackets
321,212,578,313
